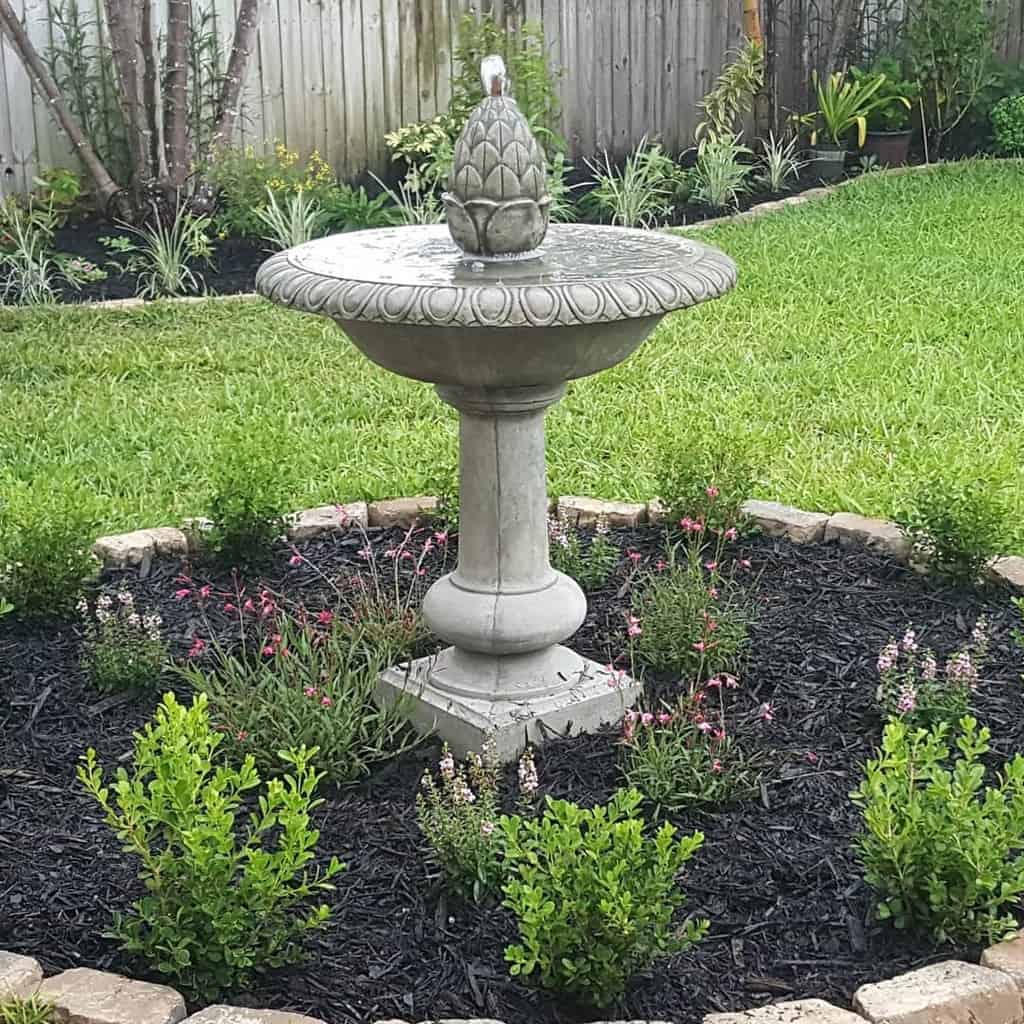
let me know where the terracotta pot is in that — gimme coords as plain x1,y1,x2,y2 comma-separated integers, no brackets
863,130,912,167
809,146,847,183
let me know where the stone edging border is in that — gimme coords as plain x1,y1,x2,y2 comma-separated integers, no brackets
90,494,1024,591
72,160,1021,312
4,941,1024,1024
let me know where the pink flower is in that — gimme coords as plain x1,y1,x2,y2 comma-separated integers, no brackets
320,696,333,708
262,645,276,657
641,712,654,727
656,712,672,726
708,586,720,599
304,686,318,698
739,558,752,569
187,637,206,658
693,640,708,653
706,485,720,499
921,652,937,681
712,728,725,742
626,614,642,638
243,598,256,613
439,752,455,778
722,673,739,689
655,559,667,571
434,531,449,546
704,561,718,572
724,527,738,541
480,821,495,837
289,553,302,566
711,759,723,773
174,588,191,600
806,751,819,764
627,550,642,564
759,702,776,723
358,546,372,559
223,602,236,613
606,664,629,688
706,676,723,689
877,641,900,674
697,720,714,734
901,629,918,653
317,610,334,626
896,685,917,714
237,730,248,741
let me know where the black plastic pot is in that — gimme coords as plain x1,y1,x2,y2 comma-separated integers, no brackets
862,130,912,167
808,146,847,183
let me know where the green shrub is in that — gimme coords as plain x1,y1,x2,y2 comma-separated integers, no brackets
852,715,1024,944
582,139,682,228
899,473,1009,583
876,619,989,730
631,544,750,680
180,613,417,786
78,692,344,1000
318,183,400,232
0,997,54,1024
992,94,1024,155
621,689,760,813
657,446,756,537
500,787,707,1006
206,433,292,569
0,476,99,621
79,588,168,691
548,509,619,590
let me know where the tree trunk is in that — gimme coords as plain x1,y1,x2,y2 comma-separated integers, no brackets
102,0,150,193
140,0,169,183
208,0,263,155
0,0,122,205
823,0,865,74
743,0,763,44
164,0,191,187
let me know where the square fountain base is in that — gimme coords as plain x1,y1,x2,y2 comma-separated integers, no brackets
377,650,642,761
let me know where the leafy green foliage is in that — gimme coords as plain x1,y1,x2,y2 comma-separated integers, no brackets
416,742,505,903
0,198,59,306
852,716,1024,944
992,94,1024,155
813,69,897,148
899,472,1009,583
500,788,707,1006
631,544,750,680
851,60,920,132
657,446,755,537
79,589,168,692
548,509,619,591
689,134,754,210
256,187,326,250
696,37,764,144
78,692,344,1001
0,475,99,621
757,132,804,193
621,692,760,813
206,432,291,570
318,183,401,232
101,208,215,299
583,139,686,227
180,614,417,787
0,997,55,1024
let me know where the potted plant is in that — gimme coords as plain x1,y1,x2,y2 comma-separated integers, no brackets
852,61,918,166
809,70,893,182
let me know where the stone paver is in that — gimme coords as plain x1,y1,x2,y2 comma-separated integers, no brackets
367,496,440,528
0,951,42,999
705,999,863,1023
556,495,646,528
982,932,1024,991
287,501,369,542
38,967,186,1024
646,498,669,525
824,512,912,562
92,529,156,568
990,555,1024,590
185,1007,326,1024
146,527,190,557
853,959,1023,1024
741,500,830,545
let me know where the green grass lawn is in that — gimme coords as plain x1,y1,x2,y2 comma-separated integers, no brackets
2,159,1023,541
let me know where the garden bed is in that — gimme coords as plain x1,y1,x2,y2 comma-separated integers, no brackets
1,524,1020,1024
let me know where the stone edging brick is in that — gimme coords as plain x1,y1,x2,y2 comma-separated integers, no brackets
88,494,1024,591
6,936,1024,1023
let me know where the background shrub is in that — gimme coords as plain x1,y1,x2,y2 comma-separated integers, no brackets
657,445,757,537
991,94,1024,155
0,475,99,621
500,788,707,1006
180,614,418,786
78,692,344,1000
79,589,168,691
852,716,1024,944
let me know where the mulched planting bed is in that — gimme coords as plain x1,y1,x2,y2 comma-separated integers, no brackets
1,525,1021,1023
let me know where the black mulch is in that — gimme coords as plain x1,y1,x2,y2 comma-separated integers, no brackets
1,526,1021,1023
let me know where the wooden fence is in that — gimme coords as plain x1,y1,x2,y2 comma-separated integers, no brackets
2,0,1023,194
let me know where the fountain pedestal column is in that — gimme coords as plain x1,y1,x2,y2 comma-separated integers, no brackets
378,382,640,760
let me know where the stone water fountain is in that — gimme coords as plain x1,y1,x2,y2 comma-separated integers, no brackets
256,57,737,759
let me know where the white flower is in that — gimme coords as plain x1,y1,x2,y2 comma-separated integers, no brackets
97,594,113,609
127,612,141,629
117,590,134,606
75,598,89,617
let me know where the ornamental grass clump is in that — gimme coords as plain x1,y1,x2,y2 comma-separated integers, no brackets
621,678,761,813
548,509,619,591
179,601,419,787
0,997,55,1024
78,692,344,1001
853,715,1024,945
500,787,707,1007
631,542,750,680
0,476,99,621
876,619,988,730
78,589,167,691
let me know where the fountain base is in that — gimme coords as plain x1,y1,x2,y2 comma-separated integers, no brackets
377,649,641,760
